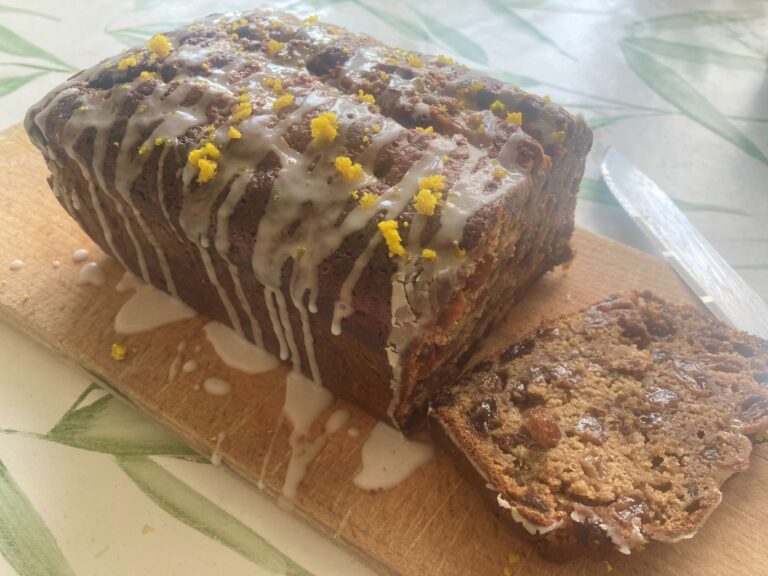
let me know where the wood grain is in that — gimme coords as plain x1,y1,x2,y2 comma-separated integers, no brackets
0,123,765,576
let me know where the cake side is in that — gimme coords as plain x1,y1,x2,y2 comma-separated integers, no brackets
24,9,590,428
430,291,768,557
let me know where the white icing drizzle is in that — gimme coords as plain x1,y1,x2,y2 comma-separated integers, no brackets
72,248,89,262
203,320,279,374
115,82,229,297
332,136,453,341
433,145,522,247
199,246,245,336
283,370,333,442
182,359,198,373
211,431,226,466
116,270,142,292
46,88,130,273
77,261,106,287
352,421,434,491
114,284,196,334
281,371,351,500
91,107,152,284
203,376,232,396
258,413,284,490
9,259,24,271
52,260,61,269
570,509,646,554
331,234,380,335
168,341,186,383
498,494,564,536
283,407,348,500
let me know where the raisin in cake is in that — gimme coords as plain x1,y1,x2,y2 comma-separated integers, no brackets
24,9,591,429
430,291,768,557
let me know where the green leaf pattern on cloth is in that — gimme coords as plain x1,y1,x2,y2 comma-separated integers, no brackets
625,10,760,35
620,41,768,167
117,456,312,576
105,23,185,46
412,8,488,64
0,24,72,69
484,0,575,60
0,71,44,96
623,37,767,72
0,5,59,20
353,1,430,41
0,460,76,576
46,393,197,456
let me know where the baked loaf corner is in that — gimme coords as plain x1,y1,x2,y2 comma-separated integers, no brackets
430,291,768,557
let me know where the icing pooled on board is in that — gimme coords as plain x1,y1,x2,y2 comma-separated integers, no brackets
116,270,143,293
168,341,186,383
203,321,279,374
203,376,232,396
77,261,106,287
72,248,89,263
353,421,434,491
114,285,196,334
281,370,349,500
182,359,198,373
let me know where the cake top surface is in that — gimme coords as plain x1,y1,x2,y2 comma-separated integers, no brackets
27,8,565,300
431,291,768,554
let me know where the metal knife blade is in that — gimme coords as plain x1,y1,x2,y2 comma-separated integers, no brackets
601,148,768,340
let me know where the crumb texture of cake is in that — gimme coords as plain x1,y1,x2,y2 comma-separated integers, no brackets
24,9,591,428
431,291,768,556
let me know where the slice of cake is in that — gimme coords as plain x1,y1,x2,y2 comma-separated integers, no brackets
430,291,768,558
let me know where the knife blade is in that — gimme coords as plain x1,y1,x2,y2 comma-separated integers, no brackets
601,148,768,340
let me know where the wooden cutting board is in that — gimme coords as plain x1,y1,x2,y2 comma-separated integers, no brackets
0,123,765,576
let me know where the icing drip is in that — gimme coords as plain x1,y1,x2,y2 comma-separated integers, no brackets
114,284,196,334
168,341,186,383
203,376,232,396
72,248,89,263
331,138,454,339
281,370,348,499
353,421,434,491
499,494,564,536
198,245,245,337
77,261,106,287
182,359,198,373
9,259,24,271
52,260,61,269
116,270,142,292
382,139,527,420
258,413,284,490
211,431,226,466
432,145,520,247
203,320,279,374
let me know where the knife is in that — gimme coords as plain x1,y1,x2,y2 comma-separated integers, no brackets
601,148,768,340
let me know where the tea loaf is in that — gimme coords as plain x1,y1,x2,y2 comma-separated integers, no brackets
24,9,591,428
430,291,768,556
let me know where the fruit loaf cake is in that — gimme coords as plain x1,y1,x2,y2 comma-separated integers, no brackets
430,291,768,557
24,9,592,428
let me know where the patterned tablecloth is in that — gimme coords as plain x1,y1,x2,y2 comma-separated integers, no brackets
0,1,766,574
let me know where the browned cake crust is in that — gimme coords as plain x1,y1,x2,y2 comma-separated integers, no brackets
430,291,768,558
24,9,591,429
